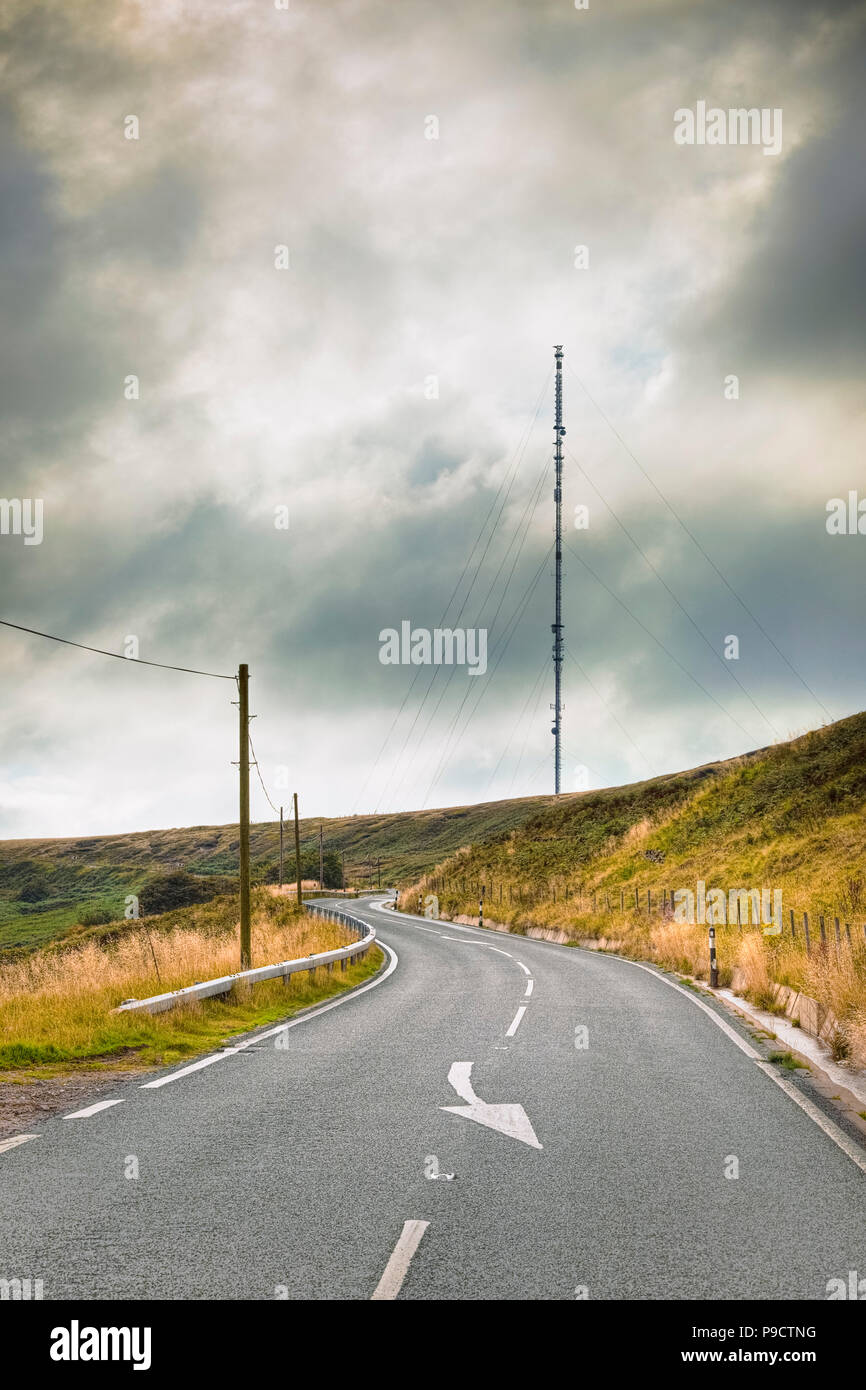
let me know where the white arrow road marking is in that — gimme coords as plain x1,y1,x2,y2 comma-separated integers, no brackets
441,1061,542,1150
370,1220,430,1300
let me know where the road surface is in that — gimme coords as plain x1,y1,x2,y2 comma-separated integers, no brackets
1,896,864,1300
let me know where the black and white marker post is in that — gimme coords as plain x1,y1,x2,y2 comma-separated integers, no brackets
709,924,719,988
479,883,485,930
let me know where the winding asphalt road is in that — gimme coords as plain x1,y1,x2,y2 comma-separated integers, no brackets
1,895,864,1300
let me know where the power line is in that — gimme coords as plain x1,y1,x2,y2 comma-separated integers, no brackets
565,361,833,723
486,652,548,797
563,644,655,775
248,730,280,816
562,540,759,743
563,445,781,741
422,544,553,805
384,445,553,808
0,618,235,680
356,366,552,814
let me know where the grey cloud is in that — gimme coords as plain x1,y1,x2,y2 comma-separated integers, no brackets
0,0,863,834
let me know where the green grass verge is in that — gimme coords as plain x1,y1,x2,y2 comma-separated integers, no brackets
0,946,383,1077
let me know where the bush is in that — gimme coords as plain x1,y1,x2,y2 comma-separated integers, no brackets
138,871,226,916
78,907,114,927
16,882,50,902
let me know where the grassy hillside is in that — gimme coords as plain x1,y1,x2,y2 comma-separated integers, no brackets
0,793,567,951
399,711,866,1065
401,712,866,919
0,885,380,1092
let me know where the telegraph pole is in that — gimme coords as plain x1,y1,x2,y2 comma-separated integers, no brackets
341,849,346,893
552,345,565,795
319,823,324,889
278,805,284,889
293,792,302,908
377,855,381,888
238,663,251,969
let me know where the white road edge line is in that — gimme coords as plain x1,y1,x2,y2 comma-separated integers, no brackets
754,1061,866,1177
370,1219,430,1300
0,1134,38,1155
63,1099,125,1120
141,939,398,1090
505,1005,527,1038
370,899,866,1176
590,952,866,1177
610,956,760,1059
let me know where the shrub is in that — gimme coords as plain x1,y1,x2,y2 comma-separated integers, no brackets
78,907,114,927
138,871,221,916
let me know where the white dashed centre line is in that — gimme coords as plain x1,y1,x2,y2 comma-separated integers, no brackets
370,1220,430,1300
524,979,534,997
0,1134,38,1155
63,1099,125,1120
505,1005,527,1038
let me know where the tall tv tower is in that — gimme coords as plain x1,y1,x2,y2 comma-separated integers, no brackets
552,345,565,794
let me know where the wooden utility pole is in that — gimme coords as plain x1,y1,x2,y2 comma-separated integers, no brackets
341,850,346,893
319,823,324,889
293,792,302,908
279,805,284,889
238,663,251,970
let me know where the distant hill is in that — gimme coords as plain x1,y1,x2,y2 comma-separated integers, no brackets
400,711,866,927
6,710,865,954
0,792,567,950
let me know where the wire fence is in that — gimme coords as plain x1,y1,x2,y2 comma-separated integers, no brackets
422,875,866,959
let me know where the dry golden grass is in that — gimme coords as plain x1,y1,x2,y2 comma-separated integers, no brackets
0,890,371,1068
650,920,710,979
733,930,776,1006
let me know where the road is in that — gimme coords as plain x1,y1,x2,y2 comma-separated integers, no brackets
1,895,864,1300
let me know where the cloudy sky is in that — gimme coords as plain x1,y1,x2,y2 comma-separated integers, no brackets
0,0,864,839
